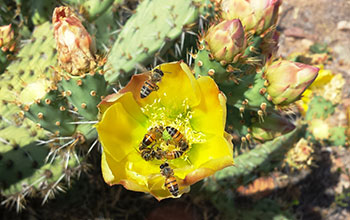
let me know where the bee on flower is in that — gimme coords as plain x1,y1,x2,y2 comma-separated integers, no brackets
95,61,234,200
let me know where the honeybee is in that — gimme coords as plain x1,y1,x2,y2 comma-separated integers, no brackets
139,126,164,149
140,147,154,161
140,147,163,161
164,150,183,160
139,126,164,161
165,126,189,152
140,68,164,98
160,162,179,197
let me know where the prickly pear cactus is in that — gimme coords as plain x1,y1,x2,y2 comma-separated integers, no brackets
0,0,325,213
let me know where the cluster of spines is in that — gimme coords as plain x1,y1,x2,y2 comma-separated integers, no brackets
0,110,83,211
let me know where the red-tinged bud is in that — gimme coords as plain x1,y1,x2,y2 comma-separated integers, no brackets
204,19,245,62
265,60,319,105
221,0,281,34
0,24,15,52
53,6,95,75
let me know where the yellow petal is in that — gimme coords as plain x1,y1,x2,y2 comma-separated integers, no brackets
183,167,216,186
183,133,233,186
101,151,115,184
101,151,149,192
118,62,201,115
190,76,227,135
98,92,148,124
155,61,201,115
125,151,160,177
309,67,334,89
95,93,148,162
187,135,234,177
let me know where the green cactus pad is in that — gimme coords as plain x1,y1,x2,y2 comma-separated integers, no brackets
0,142,49,192
59,70,108,121
64,0,120,22
219,72,273,111
2,22,56,103
22,89,76,136
194,48,229,83
329,126,347,146
250,110,296,142
226,105,252,141
1,142,79,211
90,5,120,52
105,0,205,84
204,125,303,191
0,118,82,211
0,50,11,74
28,0,57,25
305,95,335,121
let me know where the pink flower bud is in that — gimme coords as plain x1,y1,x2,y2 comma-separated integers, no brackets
53,6,95,75
265,60,319,105
204,19,245,62
221,0,281,34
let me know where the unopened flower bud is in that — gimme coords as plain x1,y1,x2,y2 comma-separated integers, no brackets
221,0,281,34
53,6,95,75
265,60,319,105
204,19,245,62
0,24,15,52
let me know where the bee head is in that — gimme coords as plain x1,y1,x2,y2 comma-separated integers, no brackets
153,68,164,76
160,162,169,169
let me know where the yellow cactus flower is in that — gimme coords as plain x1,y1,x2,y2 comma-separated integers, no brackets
95,61,234,200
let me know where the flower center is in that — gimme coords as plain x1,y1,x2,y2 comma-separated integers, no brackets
139,98,205,162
